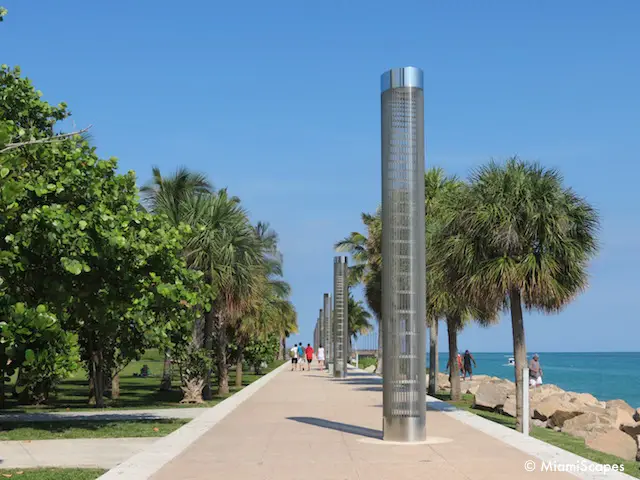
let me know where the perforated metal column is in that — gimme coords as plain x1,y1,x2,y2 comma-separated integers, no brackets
318,309,324,359
333,257,349,378
323,294,332,371
381,67,427,442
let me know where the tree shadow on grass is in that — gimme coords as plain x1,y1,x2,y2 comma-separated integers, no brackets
287,417,382,439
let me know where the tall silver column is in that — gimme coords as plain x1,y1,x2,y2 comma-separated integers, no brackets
323,294,332,372
381,66,427,442
318,309,324,359
333,257,349,378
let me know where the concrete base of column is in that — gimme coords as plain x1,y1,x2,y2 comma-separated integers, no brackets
383,416,426,443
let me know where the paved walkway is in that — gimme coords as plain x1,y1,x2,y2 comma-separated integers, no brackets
146,368,582,480
0,438,156,469
0,408,204,423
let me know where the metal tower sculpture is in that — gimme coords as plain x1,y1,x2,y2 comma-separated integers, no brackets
323,293,332,372
380,66,427,442
333,256,349,378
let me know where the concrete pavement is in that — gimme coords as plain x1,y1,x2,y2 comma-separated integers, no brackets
0,437,156,469
0,408,204,423
142,367,590,480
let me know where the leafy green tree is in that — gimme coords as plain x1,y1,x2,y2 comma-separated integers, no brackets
441,158,599,431
347,294,372,342
0,65,206,407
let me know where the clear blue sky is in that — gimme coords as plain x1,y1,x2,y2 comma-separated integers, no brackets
3,1,639,352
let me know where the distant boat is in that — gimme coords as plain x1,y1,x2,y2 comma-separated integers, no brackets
507,357,515,366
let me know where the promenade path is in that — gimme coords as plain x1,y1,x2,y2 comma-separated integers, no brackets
147,367,581,480
0,407,204,423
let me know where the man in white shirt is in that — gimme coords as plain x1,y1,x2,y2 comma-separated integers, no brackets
317,344,325,371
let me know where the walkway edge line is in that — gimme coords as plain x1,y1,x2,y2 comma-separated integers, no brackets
97,362,290,480
349,366,634,480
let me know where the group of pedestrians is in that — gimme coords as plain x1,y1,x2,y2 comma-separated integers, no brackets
446,350,477,380
289,342,325,371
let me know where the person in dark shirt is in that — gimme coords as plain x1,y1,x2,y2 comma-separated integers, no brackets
462,350,477,380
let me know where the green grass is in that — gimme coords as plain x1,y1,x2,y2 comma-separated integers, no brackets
434,392,640,478
2,352,285,412
0,468,105,480
355,356,377,370
0,419,189,441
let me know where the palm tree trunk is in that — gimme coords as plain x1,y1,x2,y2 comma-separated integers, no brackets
235,353,243,388
428,318,439,395
160,348,172,391
202,310,215,400
510,288,528,433
375,320,383,375
447,315,461,401
215,315,229,395
277,335,284,361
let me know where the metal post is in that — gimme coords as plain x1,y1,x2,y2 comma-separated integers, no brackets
318,308,324,367
323,294,332,374
522,367,530,436
381,66,426,443
333,257,349,378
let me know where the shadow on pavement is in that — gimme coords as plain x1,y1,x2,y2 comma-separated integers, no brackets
367,402,458,412
355,386,382,392
287,416,382,439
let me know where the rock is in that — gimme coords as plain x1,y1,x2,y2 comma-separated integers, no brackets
363,365,376,373
533,395,583,426
553,426,561,432
634,408,640,423
620,421,640,440
569,392,600,406
605,405,636,428
562,412,614,439
532,419,547,428
585,427,638,461
502,394,534,419
466,382,481,396
606,399,636,418
473,381,513,410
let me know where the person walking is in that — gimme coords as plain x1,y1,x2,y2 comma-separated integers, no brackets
529,354,543,387
317,344,325,370
305,343,314,371
290,344,298,371
297,343,305,371
462,350,477,380
446,352,464,382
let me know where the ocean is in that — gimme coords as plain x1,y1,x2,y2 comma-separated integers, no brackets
428,352,640,409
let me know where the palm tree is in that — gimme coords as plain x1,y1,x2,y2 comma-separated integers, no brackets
335,210,383,372
348,294,373,341
139,166,213,391
183,190,265,396
443,158,599,431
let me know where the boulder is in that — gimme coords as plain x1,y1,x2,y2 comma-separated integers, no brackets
502,394,534,419
620,422,640,440
634,408,640,423
532,418,547,428
363,365,376,373
569,392,600,406
605,405,636,428
585,427,638,461
533,395,583,425
562,412,614,439
473,381,512,410
606,399,636,418
466,382,481,396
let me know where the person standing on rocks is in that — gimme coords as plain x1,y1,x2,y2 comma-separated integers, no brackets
462,350,477,380
529,354,543,387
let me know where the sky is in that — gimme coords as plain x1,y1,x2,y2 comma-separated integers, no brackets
2,1,639,352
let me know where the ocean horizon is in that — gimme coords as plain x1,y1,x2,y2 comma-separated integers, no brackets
426,351,640,408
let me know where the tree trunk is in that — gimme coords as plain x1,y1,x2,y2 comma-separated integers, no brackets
428,318,439,395
90,349,105,408
510,288,528,434
160,348,172,391
235,353,243,388
202,310,215,400
215,315,229,395
0,364,5,409
277,335,284,361
447,315,461,401
375,320,383,375
111,373,120,400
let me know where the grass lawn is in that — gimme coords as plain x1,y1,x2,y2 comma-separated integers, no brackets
0,419,189,441
1,352,285,412
0,468,105,480
434,392,640,478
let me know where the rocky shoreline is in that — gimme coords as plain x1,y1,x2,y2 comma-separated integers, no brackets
432,372,640,462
